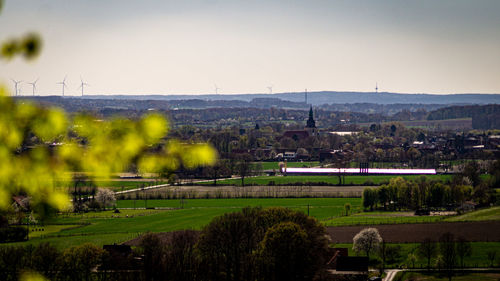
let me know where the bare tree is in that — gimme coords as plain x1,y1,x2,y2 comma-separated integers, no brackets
353,227,382,261
486,250,496,267
235,153,253,187
456,237,472,268
439,232,456,281
417,238,436,270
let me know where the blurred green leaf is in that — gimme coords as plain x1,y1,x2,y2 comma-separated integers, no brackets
0,84,216,214
1,33,42,60
21,33,42,60
1,39,19,60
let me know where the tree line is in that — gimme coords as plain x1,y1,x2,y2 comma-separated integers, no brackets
362,173,498,212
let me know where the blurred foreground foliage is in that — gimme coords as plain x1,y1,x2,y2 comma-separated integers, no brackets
1,32,42,61
0,86,216,214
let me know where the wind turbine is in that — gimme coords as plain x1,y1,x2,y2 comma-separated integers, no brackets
267,85,273,95
57,76,68,96
214,84,221,95
11,79,22,96
27,78,39,96
78,76,89,97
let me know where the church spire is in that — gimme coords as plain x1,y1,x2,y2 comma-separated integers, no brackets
306,106,316,128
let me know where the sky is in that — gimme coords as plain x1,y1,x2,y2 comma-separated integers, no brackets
1,0,500,96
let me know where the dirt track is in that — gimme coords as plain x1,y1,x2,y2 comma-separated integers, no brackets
327,221,500,243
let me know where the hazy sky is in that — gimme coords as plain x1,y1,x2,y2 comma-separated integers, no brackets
1,0,500,96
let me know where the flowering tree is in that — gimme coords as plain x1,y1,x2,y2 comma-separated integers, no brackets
353,227,383,261
95,188,116,210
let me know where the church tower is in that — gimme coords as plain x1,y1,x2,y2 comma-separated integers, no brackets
306,106,316,128
305,106,317,136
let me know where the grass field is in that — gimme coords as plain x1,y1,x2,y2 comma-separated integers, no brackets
395,272,500,281
50,209,161,223
5,198,499,251
445,206,500,222
60,180,162,192
347,162,402,168
202,174,453,186
6,198,361,249
257,161,320,170
336,242,500,269
8,233,141,250
97,181,165,192
27,224,82,239
323,205,500,226
323,211,445,226
115,198,363,220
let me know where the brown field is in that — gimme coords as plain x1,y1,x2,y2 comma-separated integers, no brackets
327,221,500,243
130,185,366,198
126,221,500,246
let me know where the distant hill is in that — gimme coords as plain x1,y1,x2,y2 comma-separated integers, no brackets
87,91,500,106
428,104,500,130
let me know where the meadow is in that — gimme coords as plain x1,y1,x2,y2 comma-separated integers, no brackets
5,199,499,252
61,180,163,192
203,174,453,186
257,161,320,170
322,207,500,227
445,206,500,222
394,272,500,281
7,198,361,249
323,211,445,226
336,242,500,269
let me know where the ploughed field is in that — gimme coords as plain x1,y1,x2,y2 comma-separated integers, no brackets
328,221,500,243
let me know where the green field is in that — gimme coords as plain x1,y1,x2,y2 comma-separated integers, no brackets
323,206,500,226
445,206,500,222
52,209,161,223
395,272,500,281
96,181,164,192
60,180,162,192
8,233,141,250
27,224,82,239
204,174,453,186
6,198,499,251
6,198,361,249
336,242,500,269
347,162,402,168
115,198,363,220
256,161,320,170
323,211,445,226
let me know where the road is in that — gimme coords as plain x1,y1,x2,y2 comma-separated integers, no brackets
384,269,401,281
